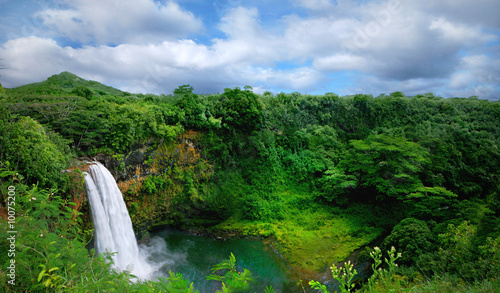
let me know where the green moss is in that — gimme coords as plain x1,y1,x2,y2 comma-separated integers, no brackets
213,189,383,272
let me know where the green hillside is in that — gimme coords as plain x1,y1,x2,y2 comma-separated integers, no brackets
6,71,126,97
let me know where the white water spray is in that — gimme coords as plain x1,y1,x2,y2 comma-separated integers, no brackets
84,162,157,280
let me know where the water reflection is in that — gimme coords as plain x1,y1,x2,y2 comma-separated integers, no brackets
148,229,299,292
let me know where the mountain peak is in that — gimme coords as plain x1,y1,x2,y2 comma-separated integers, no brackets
47,71,86,88
8,72,126,96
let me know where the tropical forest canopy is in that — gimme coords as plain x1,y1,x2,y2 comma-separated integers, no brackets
0,72,499,292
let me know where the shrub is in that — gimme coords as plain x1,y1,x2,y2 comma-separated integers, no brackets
382,218,435,264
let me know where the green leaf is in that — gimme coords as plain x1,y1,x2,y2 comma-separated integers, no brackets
229,252,236,268
37,269,46,282
0,170,16,177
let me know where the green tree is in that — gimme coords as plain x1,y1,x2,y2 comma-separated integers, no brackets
174,84,194,96
71,86,93,98
0,110,70,188
217,87,264,133
337,134,429,201
382,218,435,264
174,86,209,130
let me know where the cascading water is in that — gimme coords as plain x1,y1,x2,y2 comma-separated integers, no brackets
82,162,295,291
84,162,155,280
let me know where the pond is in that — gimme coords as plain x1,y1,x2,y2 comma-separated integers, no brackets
146,228,311,293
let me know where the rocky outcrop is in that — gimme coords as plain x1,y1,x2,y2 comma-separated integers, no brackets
74,131,213,235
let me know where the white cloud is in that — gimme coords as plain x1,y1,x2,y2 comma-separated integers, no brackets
0,37,70,85
0,35,321,94
445,54,500,98
35,0,203,44
313,54,367,71
1,0,499,99
218,6,261,38
448,72,473,89
211,7,285,66
252,66,323,90
430,18,497,45
281,15,353,58
418,0,500,30
292,0,334,11
349,75,446,97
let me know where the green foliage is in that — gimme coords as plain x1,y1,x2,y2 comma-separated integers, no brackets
241,191,286,221
0,111,70,189
364,246,403,292
415,221,500,283
309,280,330,293
153,271,199,293
361,228,500,292
2,73,500,292
0,181,203,293
207,253,254,293
175,89,209,130
0,184,90,291
71,85,93,98
216,201,383,272
316,167,357,205
174,84,194,95
338,134,430,201
37,264,64,289
3,78,185,156
382,218,435,264
7,71,125,97
0,81,6,96
142,175,165,194
309,259,359,293
216,87,264,133
330,261,358,292
405,186,457,220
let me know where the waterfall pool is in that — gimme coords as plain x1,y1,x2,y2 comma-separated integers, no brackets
144,228,308,293
84,162,341,292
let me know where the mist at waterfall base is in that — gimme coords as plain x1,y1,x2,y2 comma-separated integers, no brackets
83,162,298,292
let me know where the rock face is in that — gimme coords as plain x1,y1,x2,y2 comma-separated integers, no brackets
76,131,212,235
94,144,155,182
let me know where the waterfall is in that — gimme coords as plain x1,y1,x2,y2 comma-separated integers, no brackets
84,162,154,280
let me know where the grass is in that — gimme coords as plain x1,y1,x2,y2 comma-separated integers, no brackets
212,188,383,273
363,272,500,293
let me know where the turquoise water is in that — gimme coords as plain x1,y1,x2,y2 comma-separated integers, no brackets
148,229,303,293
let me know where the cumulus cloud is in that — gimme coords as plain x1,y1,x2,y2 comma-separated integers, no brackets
292,0,335,11
0,0,499,99
34,0,203,44
446,54,500,98
418,0,500,29
294,0,498,86
313,54,367,72
0,35,321,94
429,18,497,45
0,37,70,85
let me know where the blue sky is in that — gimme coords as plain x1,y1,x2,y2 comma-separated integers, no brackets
0,0,499,99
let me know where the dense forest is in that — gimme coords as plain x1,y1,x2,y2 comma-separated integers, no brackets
1,72,499,292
